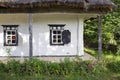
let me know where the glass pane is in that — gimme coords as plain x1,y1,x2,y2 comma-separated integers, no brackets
58,35,61,38
7,31,11,34
53,40,56,43
58,40,61,43
7,36,11,40
12,31,16,35
53,35,56,38
7,40,11,44
58,31,61,34
12,40,16,43
12,36,16,40
53,31,57,34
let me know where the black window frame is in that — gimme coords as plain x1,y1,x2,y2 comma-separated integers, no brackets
49,24,65,46
2,25,19,46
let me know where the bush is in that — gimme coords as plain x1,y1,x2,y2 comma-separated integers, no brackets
0,61,5,72
0,58,114,80
21,58,47,75
107,61,120,73
5,59,21,75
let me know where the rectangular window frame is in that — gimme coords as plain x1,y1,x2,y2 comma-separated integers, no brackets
49,24,65,46
2,25,19,46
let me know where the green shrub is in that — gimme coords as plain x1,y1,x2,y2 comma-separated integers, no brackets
0,58,114,80
5,59,21,75
107,61,120,73
0,61,5,72
21,58,43,75
59,58,75,75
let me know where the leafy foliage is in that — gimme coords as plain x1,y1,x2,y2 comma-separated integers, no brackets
84,0,120,54
0,58,109,80
0,57,119,80
107,61,120,73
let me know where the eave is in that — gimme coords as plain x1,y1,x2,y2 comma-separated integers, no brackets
0,0,116,14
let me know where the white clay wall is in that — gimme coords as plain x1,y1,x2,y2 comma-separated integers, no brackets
32,14,84,56
0,14,29,56
0,14,84,57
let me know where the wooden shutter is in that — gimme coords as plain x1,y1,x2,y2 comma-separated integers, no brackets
62,30,71,44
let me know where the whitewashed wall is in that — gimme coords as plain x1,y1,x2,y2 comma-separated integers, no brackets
0,14,84,57
32,14,84,56
0,14,29,56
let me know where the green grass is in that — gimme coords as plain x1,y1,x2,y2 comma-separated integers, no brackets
84,47,120,61
84,48,97,57
0,73,114,80
111,73,120,80
85,47,120,80
104,54,120,61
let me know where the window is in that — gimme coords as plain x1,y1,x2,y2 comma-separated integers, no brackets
2,25,19,46
49,24,71,45
49,24,65,45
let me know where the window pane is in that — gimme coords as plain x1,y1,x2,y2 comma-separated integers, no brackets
7,36,11,40
58,35,61,38
7,31,11,34
58,40,61,43
53,35,56,38
12,36,16,40
12,31,16,35
53,31,57,34
7,40,11,44
58,31,61,34
12,40,16,43
53,40,56,43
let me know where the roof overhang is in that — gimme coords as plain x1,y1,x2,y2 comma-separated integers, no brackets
0,0,116,14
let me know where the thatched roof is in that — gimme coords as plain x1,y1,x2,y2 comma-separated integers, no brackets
0,0,116,13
